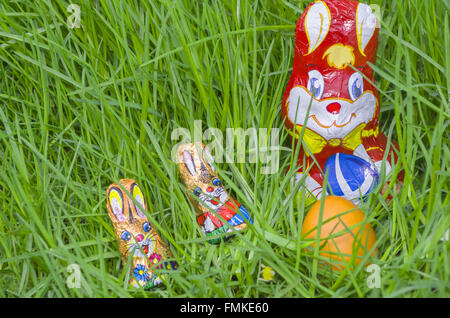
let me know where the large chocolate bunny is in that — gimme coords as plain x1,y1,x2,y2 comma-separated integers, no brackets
177,142,252,244
282,0,402,203
106,179,177,289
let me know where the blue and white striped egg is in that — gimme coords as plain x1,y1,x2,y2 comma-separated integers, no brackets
324,153,379,202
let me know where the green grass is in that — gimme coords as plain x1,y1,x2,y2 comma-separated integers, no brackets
0,0,448,297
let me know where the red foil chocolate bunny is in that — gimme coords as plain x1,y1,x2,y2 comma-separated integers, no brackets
282,0,400,203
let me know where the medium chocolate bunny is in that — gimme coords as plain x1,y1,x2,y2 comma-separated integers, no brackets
177,142,252,244
106,179,177,289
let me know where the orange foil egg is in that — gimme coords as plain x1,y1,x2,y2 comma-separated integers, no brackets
301,196,377,270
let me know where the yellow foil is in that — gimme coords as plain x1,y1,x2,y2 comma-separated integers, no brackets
106,179,176,289
177,142,250,243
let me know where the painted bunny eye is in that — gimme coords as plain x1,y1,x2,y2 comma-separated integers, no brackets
307,70,325,100
212,179,221,186
194,187,202,196
143,222,151,232
348,72,364,101
121,231,131,241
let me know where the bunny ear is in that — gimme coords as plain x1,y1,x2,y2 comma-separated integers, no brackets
183,150,196,176
356,3,377,56
304,1,331,55
130,183,147,219
202,145,215,171
108,187,126,223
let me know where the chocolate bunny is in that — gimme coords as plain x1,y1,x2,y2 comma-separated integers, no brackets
282,0,402,202
106,179,177,289
177,142,252,244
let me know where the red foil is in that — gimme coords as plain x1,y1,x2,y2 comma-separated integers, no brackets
282,0,401,201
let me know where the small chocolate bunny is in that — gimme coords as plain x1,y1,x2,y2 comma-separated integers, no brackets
106,179,177,289
177,142,252,244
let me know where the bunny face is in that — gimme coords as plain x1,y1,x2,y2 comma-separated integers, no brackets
178,142,229,214
285,80,377,141
196,183,229,212
106,179,176,289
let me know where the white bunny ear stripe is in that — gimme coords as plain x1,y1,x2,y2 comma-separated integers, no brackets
202,145,215,171
304,1,330,55
108,187,126,223
183,150,196,176
356,3,377,56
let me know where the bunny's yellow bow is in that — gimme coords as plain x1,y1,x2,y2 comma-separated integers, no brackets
288,123,379,154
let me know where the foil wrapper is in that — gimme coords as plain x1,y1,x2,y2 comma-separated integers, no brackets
106,179,177,289
281,0,403,203
177,142,252,244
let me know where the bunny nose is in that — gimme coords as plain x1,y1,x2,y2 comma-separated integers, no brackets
326,102,341,114
206,187,214,193
136,234,144,242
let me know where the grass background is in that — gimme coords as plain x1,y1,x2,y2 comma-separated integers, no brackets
0,0,448,297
